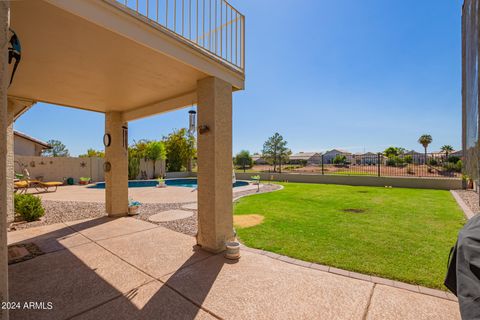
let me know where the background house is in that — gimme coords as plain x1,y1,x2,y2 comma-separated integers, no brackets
353,152,384,165
289,152,322,165
322,149,353,164
14,130,51,156
252,155,267,165
403,150,426,164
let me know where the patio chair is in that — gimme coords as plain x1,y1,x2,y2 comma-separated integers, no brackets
14,180,28,194
14,169,63,193
29,180,63,193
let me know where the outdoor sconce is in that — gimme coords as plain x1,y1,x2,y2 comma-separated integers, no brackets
103,162,111,172
198,125,209,134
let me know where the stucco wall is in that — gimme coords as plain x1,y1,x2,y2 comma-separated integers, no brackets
463,0,480,182
14,156,167,183
235,172,462,190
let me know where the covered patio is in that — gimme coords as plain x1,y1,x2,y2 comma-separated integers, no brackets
1,0,244,318
7,217,460,320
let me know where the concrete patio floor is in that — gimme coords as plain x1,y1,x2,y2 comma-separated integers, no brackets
7,217,460,320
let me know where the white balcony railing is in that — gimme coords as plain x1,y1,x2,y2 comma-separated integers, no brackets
115,0,245,71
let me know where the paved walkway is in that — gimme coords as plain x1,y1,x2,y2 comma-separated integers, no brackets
7,217,460,320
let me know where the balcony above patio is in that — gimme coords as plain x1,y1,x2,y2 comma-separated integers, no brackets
8,0,245,119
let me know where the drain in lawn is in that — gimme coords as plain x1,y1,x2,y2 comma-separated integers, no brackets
342,208,367,214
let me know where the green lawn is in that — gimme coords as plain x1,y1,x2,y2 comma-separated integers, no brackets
234,183,465,289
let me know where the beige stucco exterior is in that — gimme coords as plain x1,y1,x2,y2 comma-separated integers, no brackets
196,77,234,252
105,112,129,217
1,2,10,318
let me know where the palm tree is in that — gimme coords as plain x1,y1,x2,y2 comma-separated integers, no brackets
440,145,454,158
418,134,432,164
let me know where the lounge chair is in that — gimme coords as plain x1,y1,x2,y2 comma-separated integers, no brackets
14,169,63,193
14,179,62,193
29,180,63,193
14,180,28,194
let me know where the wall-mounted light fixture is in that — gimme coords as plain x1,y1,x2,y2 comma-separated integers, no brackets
103,162,111,172
198,125,209,134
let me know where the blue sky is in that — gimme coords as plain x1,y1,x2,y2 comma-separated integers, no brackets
15,0,462,156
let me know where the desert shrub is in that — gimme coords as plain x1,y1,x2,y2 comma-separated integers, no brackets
427,158,438,166
404,155,413,164
443,160,463,173
386,156,406,167
456,160,463,172
447,156,461,164
332,155,347,165
14,194,45,222
386,157,396,167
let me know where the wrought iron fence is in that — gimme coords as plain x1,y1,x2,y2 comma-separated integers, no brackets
250,153,463,178
115,0,245,71
320,153,462,178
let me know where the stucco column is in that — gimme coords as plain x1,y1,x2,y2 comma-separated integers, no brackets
105,112,128,217
0,2,10,319
6,102,14,225
196,77,234,252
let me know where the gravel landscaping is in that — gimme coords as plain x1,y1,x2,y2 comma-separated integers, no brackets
8,183,282,236
455,189,479,215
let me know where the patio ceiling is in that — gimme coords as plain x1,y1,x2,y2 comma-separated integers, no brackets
8,0,244,117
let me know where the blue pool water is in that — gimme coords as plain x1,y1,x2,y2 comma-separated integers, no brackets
88,178,249,189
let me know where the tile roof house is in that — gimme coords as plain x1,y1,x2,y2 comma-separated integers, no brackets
289,152,322,165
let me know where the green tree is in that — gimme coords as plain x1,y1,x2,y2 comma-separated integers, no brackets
262,133,291,173
145,141,166,178
404,155,413,164
383,147,405,157
332,154,347,165
128,149,140,180
43,139,69,157
234,150,253,169
163,128,196,172
418,134,433,161
440,145,454,158
79,148,104,158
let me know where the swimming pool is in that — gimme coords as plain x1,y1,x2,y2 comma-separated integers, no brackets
88,178,249,189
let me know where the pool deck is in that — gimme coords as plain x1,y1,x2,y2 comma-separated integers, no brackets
36,184,258,204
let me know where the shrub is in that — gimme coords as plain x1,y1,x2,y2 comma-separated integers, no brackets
386,156,405,167
456,160,463,172
404,155,413,164
427,158,438,166
332,155,347,165
447,156,461,164
443,160,463,173
14,194,45,222
386,157,396,167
